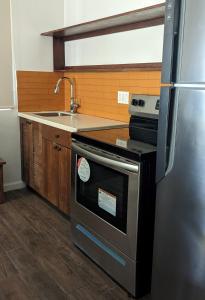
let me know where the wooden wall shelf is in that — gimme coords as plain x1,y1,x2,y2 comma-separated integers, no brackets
64,63,162,72
41,3,165,71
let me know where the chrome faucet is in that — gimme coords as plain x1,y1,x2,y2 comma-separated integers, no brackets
54,77,79,113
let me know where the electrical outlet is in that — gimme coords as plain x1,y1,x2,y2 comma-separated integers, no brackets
118,91,129,104
116,138,128,148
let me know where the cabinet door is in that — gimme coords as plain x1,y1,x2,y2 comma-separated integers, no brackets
43,139,71,214
20,120,71,215
20,118,33,184
43,138,59,207
20,118,44,194
58,146,71,214
30,123,44,196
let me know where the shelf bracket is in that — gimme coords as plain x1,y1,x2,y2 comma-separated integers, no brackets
53,37,65,70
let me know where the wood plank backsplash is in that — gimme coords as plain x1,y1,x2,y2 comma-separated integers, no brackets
17,70,161,122
64,71,161,122
17,71,65,112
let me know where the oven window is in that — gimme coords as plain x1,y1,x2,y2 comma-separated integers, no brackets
76,156,128,233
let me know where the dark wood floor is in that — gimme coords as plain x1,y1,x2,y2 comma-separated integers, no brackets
0,189,151,300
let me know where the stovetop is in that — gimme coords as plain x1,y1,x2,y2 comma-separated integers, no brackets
72,128,156,161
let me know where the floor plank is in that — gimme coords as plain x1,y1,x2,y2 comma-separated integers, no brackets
0,188,151,300
0,275,37,300
0,254,18,281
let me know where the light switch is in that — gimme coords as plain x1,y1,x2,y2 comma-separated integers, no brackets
118,91,129,104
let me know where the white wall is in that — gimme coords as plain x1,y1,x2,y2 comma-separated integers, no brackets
0,0,13,108
0,110,22,191
64,0,164,25
0,0,22,191
12,0,65,71
64,0,164,66
0,0,65,191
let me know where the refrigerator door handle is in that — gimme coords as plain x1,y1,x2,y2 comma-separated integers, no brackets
165,89,178,178
161,0,181,83
156,87,173,182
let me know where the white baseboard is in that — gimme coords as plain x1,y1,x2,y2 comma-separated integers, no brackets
4,180,26,192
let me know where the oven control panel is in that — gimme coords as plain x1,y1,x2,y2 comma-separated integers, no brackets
129,94,160,118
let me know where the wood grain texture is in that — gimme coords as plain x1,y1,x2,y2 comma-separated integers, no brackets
31,122,44,196
20,120,71,215
17,71,65,112
58,147,71,214
17,70,161,122
42,125,71,148
53,38,65,70
20,119,45,197
41,125,71,214
62,17,164,42
41,3,165,39
0,188,145,299
65,63,162,72
19,118,33,184
65,70,161,122
41,3,164,70
42,139,59,207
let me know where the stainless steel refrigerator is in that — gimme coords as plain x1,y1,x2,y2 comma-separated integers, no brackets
152,0,205,299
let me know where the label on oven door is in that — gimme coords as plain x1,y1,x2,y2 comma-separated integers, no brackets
77,157,90,182
98,188,116,216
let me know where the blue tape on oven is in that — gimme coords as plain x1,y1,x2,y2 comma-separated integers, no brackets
76,224,126,267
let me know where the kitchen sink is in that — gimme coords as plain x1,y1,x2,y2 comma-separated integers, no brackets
34,112,73,117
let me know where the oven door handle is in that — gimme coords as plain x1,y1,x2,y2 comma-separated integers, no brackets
72,143,139,173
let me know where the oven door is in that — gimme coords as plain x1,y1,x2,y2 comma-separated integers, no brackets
71,141,140,259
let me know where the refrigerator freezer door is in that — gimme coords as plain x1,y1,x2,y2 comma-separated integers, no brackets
177,0,205,83
152,87,205,300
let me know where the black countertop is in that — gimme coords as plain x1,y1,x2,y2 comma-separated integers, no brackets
72,128,156,162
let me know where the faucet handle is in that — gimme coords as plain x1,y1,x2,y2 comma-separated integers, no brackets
70,100,80,114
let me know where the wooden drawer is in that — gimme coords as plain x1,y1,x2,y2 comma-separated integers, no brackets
42,125,71,148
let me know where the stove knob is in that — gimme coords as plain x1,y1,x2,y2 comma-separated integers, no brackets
138,99,145,107
131,99,139,106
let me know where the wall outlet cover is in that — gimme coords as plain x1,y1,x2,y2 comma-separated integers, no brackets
118,91,129,104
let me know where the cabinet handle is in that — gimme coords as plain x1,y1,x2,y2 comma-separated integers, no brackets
55,134,60,138
53,145,61,151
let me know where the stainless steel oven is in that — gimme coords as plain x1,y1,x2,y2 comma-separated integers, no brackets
71,140,140,295
71,138,156,297
72,140,140,256
71,95,158,298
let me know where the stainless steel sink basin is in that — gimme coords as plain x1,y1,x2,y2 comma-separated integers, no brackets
34,112,72,117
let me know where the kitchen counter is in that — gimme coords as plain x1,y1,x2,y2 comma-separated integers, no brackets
18,112,128,132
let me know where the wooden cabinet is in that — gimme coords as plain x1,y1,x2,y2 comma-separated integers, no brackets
58,146,71,214
42,125,71,214
20,118,33,184
42,139,71,214
20,118,71,215
43,139,59,207
31,122,44,196
20,119,44,196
